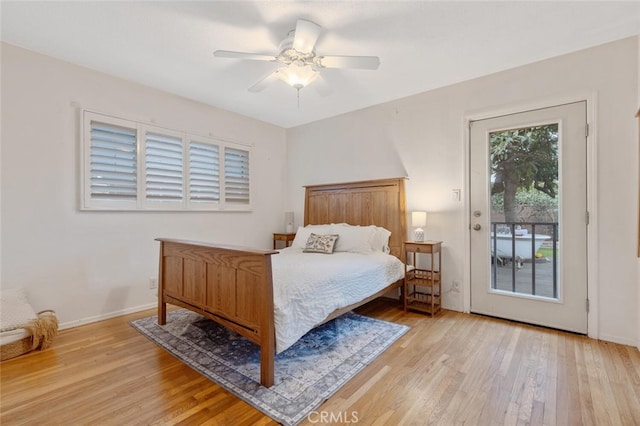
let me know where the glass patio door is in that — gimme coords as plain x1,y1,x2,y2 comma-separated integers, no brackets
469,102,588,333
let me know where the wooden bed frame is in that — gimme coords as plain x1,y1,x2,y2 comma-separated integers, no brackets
156,177,407,387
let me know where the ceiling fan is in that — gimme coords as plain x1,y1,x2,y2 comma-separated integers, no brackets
213,19,380,94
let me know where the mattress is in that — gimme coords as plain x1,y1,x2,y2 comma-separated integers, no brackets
272,247,405,352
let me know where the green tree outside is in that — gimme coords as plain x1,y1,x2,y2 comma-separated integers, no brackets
490,124,559,223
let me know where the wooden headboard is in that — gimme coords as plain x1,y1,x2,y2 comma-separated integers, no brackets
303,178,407,260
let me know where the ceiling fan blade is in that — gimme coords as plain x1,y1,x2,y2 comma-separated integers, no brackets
319,55,380,70
248,70,280,93
214,50,277,62
293,19,321,54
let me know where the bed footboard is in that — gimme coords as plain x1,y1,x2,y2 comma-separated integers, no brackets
156,238,278,387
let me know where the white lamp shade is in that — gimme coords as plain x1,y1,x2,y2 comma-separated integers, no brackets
412,211,426,241
284,211,294,233
411,211,427,227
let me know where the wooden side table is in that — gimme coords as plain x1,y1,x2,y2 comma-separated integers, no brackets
404,240,442,315
273,233,296,249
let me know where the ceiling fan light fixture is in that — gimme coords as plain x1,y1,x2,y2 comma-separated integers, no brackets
277,63,319,89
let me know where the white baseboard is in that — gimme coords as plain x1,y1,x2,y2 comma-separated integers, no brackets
597,332,639,348
58,303,156,330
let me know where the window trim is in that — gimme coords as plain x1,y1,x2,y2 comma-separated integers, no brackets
80,110,252,212
82,112,139,211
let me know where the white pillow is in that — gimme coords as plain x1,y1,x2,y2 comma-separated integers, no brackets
291,224,334,248
331,223,377,253
0,288,38,332
371,226,392,253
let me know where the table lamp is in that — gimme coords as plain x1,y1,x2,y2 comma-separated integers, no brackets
412,211,427,241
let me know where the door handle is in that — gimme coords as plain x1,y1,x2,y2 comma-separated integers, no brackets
473,224,481,231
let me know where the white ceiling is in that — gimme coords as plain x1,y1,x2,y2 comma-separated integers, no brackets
2,1,639,128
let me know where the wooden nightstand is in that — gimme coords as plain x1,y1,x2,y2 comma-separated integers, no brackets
404,240,442,315
273,232,296,249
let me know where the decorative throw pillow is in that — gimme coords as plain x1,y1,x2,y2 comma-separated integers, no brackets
303,233,339,254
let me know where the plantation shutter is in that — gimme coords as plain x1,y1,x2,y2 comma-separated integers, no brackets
82,110,252,211
145,131,183,202
224,146,250,204
189,141,220,203
89,120,137,201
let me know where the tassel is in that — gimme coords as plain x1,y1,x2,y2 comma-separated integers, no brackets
24,310,58,350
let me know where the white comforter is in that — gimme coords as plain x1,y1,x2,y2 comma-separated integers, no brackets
272,247,405,353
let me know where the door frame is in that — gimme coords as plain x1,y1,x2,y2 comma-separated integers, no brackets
462,91,599,339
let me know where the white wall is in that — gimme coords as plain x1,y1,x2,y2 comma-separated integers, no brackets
1,43,287,328
286,37,639,346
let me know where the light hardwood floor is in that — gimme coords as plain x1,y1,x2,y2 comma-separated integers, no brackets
1,299,639,425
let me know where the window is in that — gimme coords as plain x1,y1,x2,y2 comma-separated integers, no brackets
89,122,137,201
189,141,220,204
224,146,250,205
144,128,184,206
82,111,251,211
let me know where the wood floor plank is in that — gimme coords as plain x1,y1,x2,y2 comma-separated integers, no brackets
1,299,639,425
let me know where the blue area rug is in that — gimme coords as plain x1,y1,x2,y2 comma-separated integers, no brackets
131,308,408,426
